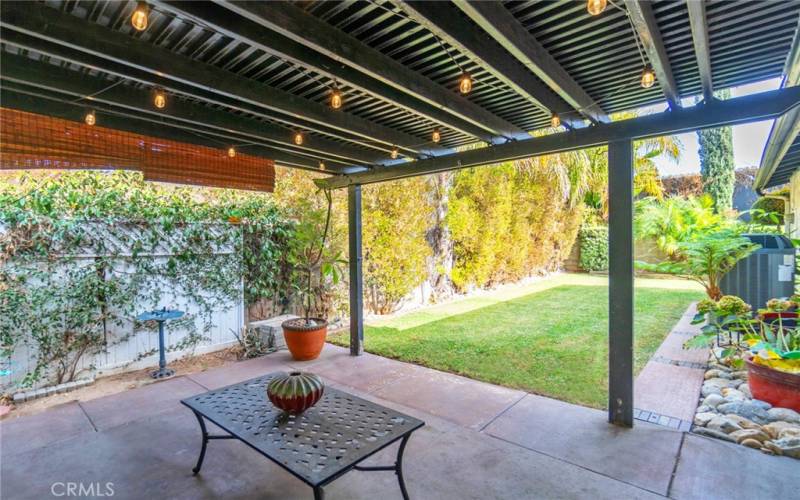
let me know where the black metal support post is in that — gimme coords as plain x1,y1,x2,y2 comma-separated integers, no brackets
348,184,364,356
608,139,634,427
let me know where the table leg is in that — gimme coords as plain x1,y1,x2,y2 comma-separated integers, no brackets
191,410,209,475
395,434,411,500
313,486,325,500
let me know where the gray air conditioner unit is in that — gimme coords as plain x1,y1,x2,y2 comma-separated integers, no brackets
720,234,795,310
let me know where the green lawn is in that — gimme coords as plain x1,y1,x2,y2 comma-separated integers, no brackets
331,278,702,408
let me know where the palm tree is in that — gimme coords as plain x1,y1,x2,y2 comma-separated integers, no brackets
579,112,683,219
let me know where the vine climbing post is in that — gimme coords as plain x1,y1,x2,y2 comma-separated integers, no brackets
348,184,364,356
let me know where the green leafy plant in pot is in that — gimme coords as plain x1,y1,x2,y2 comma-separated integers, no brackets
282,189,345,361
685,295,800,411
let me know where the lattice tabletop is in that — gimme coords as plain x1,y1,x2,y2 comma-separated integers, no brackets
181,373,424,487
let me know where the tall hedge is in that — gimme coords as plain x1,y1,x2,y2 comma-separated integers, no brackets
447,161,583,290
362,178,432,314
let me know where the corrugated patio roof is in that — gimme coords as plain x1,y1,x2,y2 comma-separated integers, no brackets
755,15,800,191
1,0,799,177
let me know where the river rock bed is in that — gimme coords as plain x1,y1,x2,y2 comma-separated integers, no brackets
692,357,800,459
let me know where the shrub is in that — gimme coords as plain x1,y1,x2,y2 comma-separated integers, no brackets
362,177,432,314
578,226,608,271
750,191,786,228
447,160,582,290
634,194,728,259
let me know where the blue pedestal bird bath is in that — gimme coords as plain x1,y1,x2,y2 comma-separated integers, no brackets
136,308,185,379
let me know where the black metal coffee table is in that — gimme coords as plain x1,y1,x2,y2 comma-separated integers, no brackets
181,373,424,499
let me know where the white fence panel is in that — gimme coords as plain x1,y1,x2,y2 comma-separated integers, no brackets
2,222,244,390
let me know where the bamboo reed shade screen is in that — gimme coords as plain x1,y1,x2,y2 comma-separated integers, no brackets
0,108,275,192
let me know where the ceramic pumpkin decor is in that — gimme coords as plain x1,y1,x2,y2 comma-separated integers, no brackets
267,371,325,414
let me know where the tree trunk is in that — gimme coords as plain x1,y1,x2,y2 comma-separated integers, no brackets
426,172,455,301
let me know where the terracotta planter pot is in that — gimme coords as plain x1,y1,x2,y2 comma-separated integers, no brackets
746,358,800,412
282,318,327,361
267,371,325,414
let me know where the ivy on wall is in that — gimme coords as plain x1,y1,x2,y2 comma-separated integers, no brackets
0,170,296,388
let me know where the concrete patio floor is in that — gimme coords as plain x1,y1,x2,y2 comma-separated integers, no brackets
2,344,798,500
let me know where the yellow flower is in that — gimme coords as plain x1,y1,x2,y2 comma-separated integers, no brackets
753,357,800,373
756,348,782,360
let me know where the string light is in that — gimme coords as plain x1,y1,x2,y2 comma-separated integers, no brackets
391,147,399,160
227,147,236,158
153,90,166,109
131,2,149,31
319,161,326,170
84,110,96,126
550,113,561,128
459,73,473,94
330,87,343,109
587,0,607,16
293,131,304,145
640,65,656,89
432,128,441,143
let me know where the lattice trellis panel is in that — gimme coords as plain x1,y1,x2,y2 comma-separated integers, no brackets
0,108,274,192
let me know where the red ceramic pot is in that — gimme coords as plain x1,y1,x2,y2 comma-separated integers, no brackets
282,318,328,361
746,358,800,413
267,371,324,414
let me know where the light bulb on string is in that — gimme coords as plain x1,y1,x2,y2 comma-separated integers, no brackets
391,147,399,160
294,131,304,146
227,147,236,158
85,110,96,126
459,73,472,94
432,128,441,143
131,2,149,31
550,113,561,128
330,87,343,109
153,90,166,109
640,65,656,89
319,161,326,171
587,0,607,16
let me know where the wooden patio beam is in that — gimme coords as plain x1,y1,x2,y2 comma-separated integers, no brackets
686,0,715,101
625,0,682,109
1,90,328,172
396,1,589,129
163,0,527,143
0,54,374,169
452,0,610,124
0,1,432,157
317,85,800,188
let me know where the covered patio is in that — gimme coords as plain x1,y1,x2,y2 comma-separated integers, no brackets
3,343,798,500
3,0,800,498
